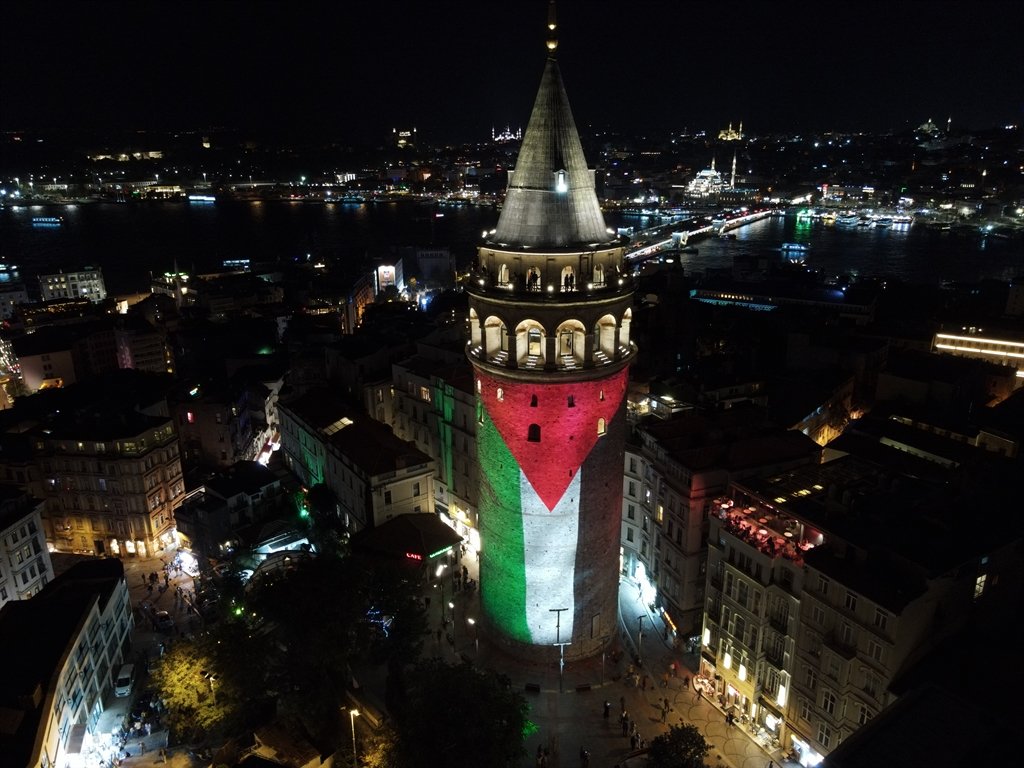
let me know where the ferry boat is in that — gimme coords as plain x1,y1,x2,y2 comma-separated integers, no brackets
873,217,893,229
32,216,63,228
835,213,861,227
779,242,810,252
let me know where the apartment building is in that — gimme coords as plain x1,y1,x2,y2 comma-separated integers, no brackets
0,372,185,557
389,340,480,551
0,557,133,768
0,484,54,608
173,460,286,561
172,380,256,468
622,409,820,644
700,453,1020,766
278,388,435,534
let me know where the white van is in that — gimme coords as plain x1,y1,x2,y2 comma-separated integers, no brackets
114,663,135,697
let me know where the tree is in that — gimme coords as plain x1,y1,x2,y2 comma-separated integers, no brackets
646,722,709,768
381,659,528,768
148,627,257,743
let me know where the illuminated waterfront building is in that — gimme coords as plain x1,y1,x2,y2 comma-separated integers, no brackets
466,7,636,660
686,157,729,198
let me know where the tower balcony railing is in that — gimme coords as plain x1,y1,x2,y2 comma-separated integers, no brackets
466,268,635,302
468,342,634,371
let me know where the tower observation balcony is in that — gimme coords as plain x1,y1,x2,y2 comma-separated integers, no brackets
467,242,636,378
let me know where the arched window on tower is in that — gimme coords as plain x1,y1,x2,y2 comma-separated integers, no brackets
567,395,575,408
498,263,510,287
530,394,538,407
496,388,504,402
597,418,606,436
528,424,541,442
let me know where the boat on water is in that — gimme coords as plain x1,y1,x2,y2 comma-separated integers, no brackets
835,213,861,227
719,232,737,240
873,217,893,228
780,242,810,252
32,216,63,228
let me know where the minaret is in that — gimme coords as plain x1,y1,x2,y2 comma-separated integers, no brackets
731,150,737,189
466,1,636,662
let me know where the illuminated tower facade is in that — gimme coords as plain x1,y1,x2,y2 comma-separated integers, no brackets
466,7,635,661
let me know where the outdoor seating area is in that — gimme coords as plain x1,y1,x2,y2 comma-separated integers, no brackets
713,498,821,564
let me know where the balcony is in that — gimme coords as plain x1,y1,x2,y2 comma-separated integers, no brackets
467,343,633,372
466,268,635,304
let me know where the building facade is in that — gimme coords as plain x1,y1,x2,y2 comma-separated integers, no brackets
278,388,435,534
38,268,108,304
698,454,1018,766
465,17,636,661
390,340,481,553
0,485,54,608
0,558,133,768
26,413,184,557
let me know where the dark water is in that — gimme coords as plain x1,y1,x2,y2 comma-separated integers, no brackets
621,212,1024,286
2,201,1021,295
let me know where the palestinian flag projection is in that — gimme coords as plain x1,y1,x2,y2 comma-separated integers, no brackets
476,368,628,646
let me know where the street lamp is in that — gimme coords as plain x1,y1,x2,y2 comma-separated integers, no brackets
348,709,360,768
448,601,456,646
637,615,646,665
202,671,217,704
435,564,447,623
550,608,570,693
467,617,479,654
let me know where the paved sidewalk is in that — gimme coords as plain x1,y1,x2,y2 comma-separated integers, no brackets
352,549,792,768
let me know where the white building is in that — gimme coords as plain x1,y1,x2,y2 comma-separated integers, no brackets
0,557,134,768
0,485,54,608
38,268,108,303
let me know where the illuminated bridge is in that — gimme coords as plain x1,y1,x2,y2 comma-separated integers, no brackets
624,208,777,262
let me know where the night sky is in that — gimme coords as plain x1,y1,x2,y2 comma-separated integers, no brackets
2,0,1021,144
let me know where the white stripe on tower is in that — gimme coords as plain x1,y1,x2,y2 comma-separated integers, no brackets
521,468,580,644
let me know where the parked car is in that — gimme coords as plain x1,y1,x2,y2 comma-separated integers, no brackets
114,663,135,697
155,610,175,632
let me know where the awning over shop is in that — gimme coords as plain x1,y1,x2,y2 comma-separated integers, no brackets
352,513,464,564
758,694,784,718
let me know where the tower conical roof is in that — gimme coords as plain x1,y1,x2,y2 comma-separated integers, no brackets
491,55,610,249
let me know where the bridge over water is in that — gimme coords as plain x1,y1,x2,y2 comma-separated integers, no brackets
623,208,777,262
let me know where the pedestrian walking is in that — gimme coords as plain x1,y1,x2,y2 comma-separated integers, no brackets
660,671,669,688
160,747,167,763
621,715,629,737
670,661,678,677
619,695,626,712
139,742,146,756
641,673,648,691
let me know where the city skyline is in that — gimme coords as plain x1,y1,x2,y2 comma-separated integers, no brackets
2,0,1022,144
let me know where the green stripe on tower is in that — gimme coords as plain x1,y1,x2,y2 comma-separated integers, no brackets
478,413,530,643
